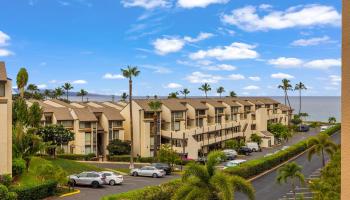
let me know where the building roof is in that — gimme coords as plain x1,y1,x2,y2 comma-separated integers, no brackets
181,99,208,110
134,99,161,112
161,99,187,111
202,99,226,108
85,102,125,121
280,104,293,111
219,99,241,107
243,98,265,105
235,99,254,106
73,108,97,122
256,98,280,105
260,131,274,137
0,62,7,81
29,100,74,121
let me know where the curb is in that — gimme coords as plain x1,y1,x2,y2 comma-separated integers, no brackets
59,189,80,198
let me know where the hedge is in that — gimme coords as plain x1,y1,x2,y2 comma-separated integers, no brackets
10,180,58,200
108,155,155,163
56,153,96,161
102,179,181,200
12,158,26,177
224,124,341,179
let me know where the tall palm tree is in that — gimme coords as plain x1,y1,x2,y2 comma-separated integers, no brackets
27,84,39,96
16,68,29,98
121,92,128,102
77,89,88,102
216,86,225,98
307,133,338,167
328,116,336,124
168,92,179,99
276,162,305,200
180,88,190,98
43,89,51,100
278,79,293,108
54,87,65,99
121,66,140,169
148,100,162,158
229,91,237,97
62,82,73,101
174,151,255,200
199,83,211,98
294,82,307,115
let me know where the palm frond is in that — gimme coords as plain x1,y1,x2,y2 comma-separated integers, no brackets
230,175,255,200
210,173,233,200
182,162,210,183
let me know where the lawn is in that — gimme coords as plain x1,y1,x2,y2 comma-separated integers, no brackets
16,156,104,187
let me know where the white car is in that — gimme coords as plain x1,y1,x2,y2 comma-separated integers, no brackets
223,149,238,160
223,159,246,169
130,166,166,178
320,125,329,132
101,171,124,185
68,171,106,188
246,142,261,152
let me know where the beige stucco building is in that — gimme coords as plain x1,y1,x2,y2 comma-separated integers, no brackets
0,62,12,175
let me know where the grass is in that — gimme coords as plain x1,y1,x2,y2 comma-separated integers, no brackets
16,156,104,187
114,168,130,174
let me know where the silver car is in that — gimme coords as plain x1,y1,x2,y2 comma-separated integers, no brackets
101,171,124,185
130,166,166,178
68,171,106,188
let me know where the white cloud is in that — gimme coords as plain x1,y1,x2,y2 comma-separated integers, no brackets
221,4,341,31
291,36,331,46
121,0,170,9
206,64,236,71
184,32,214,42
259,4,272,10
249,76,260,81
164,82,183,89
177,0,229,9
329,75,341,85
142,65,172,74
103,73,125,80
189,42,259,60
271,73,295,79
49,80,57,84
185,71,223,83
72,80,87,84
324,86,338,90
268,57,303,68
37,84,47,89
243,85,260,90
304,59,341,69
227,74,245,80
0,49,13,57
0,31,10,46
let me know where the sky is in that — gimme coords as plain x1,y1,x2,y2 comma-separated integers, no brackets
0,0,341,97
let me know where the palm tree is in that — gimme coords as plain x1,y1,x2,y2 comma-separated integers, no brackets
278,79,293,108
180,88,190,98
54,87,65,99
62,82,73,101
27,84,39,96
199,83,211,98
174,151,255,200
121,66,140,169
276,162,305,200
307,133,338,167
121,92,128,102
216,86,225,98
43,89,51,100
16,68,29,98
229,91,237,97
328,116,336,124
168,92,179,99
294,82,307,115
148,100,162,158
77,89,88,102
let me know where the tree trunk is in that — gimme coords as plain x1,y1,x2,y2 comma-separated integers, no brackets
205,91,207,98
67,90,69,101
129,79,135,169
299,90,301,115
286,92,291,108
284,90,287,105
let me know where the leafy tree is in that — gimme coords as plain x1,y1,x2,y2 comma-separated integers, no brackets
121,65,140,169
199,83,211,98
307,133,338,167
12,98,29,125
168,92,179,99
276,162,305,200
268,123,291,143
174,151,255,200
250,133,262,146
43,89,52,100
77,89,88,102
148,100,162,157
16,67,29,98
36,125,75,158
294,82,307,115
216,86,225,98
121,92,128,102
229,91,237,97
27,102,43,128
225,139,245,151
328,117,336,124
34,163,67,185
291,115,302,126
180,88,190,98
107,139,131,156
278,79,293,108
62,82,73,101
27,83,39,97
54,87,65,99
157,144,180,168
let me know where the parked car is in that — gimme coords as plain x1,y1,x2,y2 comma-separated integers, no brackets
151,163,172,175
246,142,261,152
320,125,329,132
101,171,123,185
130,166,166,178
238,146,253,155
298,124,310,132
68,171,106,188
197,156,207,164
223,149,238,160
223,159,247,169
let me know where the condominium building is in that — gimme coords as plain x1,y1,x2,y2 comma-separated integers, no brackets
122,97,292,159
0,62,12,175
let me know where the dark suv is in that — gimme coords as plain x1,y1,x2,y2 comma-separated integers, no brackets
238,147,253,155
151,163,171,175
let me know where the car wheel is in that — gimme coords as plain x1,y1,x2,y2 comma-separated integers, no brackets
132,172,138,176
246,152,249,156
92,181,99,188
109,180,116,186
152,173,158,178
69,179,76,187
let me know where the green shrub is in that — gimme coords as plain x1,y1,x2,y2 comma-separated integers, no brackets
10,180,58,200
12,158,26,177
56,154,96,161
108,155,154,163
0,174,12,187
0,184,17,200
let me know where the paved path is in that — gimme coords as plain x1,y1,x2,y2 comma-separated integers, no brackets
235,131,340,200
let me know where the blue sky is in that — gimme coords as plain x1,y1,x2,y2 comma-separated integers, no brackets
0,0,341,96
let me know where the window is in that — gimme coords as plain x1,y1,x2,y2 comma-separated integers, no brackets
173,112,183,119
197,110,205,115
59,120,73,127
109,130,119,142
251,124,256,130
80,122,91,129
216,108,224,114
109,121,122,128
196,118,203,127
0,82,5,97
172,121,180,131
85,132,91,154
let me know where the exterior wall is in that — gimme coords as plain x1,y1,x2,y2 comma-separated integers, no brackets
0,79,12,175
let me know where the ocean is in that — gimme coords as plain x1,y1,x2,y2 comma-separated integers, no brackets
70,95,341,123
